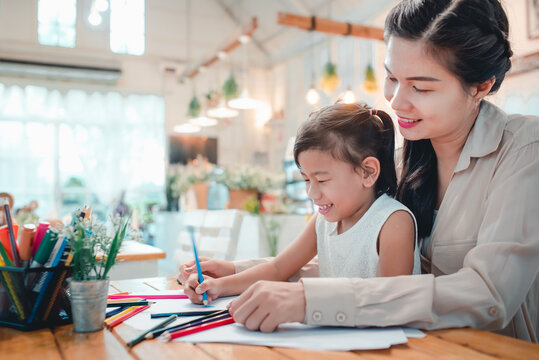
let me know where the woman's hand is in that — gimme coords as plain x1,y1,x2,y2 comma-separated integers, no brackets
183,273,224,304
228,280,306,333
177,256,235,285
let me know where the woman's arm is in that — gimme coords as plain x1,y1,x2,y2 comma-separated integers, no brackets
231,135,539,338
302,140,539,331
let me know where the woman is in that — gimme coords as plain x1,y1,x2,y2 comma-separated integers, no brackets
179,0,538,342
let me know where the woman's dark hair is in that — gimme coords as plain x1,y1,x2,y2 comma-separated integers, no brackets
386,0,513,238
293,102,397,198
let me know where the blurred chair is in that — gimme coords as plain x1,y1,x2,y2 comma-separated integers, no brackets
198,209,244,260
173,209,244,267
173,209,207,267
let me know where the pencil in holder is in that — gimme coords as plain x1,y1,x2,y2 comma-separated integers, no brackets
0,265,73,331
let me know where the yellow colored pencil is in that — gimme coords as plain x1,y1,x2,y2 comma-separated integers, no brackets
107,297,144,304
105,306,138,324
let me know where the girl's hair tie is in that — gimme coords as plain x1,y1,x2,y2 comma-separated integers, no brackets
369,109,378,116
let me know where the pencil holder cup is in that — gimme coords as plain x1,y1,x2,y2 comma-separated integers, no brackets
69,278,110,332
0,265,73,331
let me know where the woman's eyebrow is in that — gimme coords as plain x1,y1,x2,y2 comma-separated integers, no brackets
384,64,440,82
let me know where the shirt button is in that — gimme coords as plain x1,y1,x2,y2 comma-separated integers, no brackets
336,312,346,323
488,307,499,317
312,311,322,322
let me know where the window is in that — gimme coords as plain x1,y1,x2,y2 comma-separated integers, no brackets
110,0,145,56
38,0,77,48
0,83,165,221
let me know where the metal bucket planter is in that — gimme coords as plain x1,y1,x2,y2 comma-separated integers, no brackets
68,278,110,332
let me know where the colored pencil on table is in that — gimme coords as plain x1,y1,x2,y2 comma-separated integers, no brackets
145,309,229,339
150,310,221,318
105,306,139,325
126,314,178,348
106,306,125,318
188,225,208,305
106,301,153,307
107,297,144,303
106,305,150,328
160,316,235,342
107,294,188,300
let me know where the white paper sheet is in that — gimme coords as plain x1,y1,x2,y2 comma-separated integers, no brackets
178,323,408,351
402,327,426,338
123,296,232,330
122,296,424,351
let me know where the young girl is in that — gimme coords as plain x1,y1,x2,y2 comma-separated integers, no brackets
184,103,420,307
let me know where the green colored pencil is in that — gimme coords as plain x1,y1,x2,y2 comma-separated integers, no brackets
126,314,178,348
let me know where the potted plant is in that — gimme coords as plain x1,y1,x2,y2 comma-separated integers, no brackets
319,61,341,95
65,214,130,332
187,95,201,117
222,73,239,101
171,162,213,209
218,165,284,210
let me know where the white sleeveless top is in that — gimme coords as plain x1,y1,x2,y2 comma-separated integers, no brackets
316,194,421,278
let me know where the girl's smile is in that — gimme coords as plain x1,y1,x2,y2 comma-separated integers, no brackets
298,149,375,233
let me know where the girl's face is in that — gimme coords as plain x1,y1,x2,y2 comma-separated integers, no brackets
383,36,479,145
298,149,375,233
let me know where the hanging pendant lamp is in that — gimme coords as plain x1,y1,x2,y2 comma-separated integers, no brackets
207,99,239,118
173,123,201,133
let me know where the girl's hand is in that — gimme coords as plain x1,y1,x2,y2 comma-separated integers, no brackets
177,257,235,285
228,281,306,332
183,273,223,304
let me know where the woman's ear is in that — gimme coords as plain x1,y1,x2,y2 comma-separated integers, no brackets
360,156,380,188
471,77,495,100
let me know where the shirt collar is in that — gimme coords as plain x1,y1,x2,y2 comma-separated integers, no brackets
454,100,507,173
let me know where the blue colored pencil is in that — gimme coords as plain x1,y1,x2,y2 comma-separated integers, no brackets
188,225,208,305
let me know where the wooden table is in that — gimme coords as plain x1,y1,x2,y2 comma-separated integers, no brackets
1,277,538,360
105,241,166,280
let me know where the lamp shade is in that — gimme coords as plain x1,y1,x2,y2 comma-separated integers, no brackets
306,87,320,105
173,123,201,133
189,116,218,127
206,100,239,118
342,89,356,104
228,89,260,110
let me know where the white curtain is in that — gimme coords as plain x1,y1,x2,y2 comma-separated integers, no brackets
0,82,165,220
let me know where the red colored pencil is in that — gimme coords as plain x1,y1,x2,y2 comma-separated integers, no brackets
106,305,150,328
160,317,235,342
108,294,188,300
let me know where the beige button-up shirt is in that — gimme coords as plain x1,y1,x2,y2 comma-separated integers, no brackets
235,101,539,342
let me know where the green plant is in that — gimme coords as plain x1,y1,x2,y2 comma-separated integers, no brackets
362,64,378,93
66,215,130,281
242,195,280,257
319,61,341,94
217,165,284,192
222,73,238,100
171,165,211,196
188,95,201,117
261,215,280,257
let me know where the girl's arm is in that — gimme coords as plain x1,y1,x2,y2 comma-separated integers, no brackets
186,214,318,302
376,210,416,277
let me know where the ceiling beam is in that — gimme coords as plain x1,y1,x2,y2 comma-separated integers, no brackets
277,12,384,40
213,0,271,61
181,18,258,80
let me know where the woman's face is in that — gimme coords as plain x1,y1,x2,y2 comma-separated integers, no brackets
383,36,479,144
